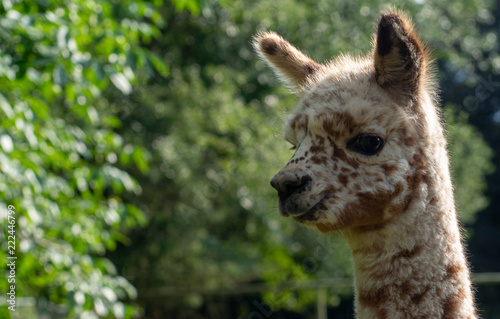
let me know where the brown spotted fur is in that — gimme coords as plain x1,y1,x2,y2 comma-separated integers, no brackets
254,9,477,319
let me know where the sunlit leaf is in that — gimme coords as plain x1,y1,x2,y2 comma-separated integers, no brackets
110,72,132,95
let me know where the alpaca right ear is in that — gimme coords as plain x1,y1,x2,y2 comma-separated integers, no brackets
253,31,321,91
373,11,427,104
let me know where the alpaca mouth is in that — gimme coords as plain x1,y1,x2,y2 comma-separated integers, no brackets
292,196,328,222
279,194,328,221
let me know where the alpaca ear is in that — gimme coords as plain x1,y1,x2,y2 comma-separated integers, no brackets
253,31,321,91
374,11,426,103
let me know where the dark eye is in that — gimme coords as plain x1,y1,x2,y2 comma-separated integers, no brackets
347,134,384,155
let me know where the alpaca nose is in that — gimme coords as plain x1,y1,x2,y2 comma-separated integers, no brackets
270,172,312,199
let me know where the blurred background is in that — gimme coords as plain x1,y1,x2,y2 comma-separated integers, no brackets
0,0,499,318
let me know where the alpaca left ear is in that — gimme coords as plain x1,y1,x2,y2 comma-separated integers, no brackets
374,11,426,103
253,31,321,91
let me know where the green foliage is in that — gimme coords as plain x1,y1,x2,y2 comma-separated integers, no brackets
445,105,494,224
108,63,324,313
172,0,204,15
0,0,166,317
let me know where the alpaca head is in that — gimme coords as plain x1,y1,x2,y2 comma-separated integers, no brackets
254,11,436,233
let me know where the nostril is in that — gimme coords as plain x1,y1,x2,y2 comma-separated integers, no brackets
284,184,302,198
284,178,303,194
271,173,312,199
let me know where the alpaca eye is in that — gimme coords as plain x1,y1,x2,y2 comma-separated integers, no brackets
347,134,384,155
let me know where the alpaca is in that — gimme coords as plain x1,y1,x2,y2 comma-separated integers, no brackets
253,10,477,318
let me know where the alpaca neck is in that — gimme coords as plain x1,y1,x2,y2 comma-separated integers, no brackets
343,187,476,319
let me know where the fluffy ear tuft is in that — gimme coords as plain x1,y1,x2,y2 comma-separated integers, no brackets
253,31,321,91
374,10,428,103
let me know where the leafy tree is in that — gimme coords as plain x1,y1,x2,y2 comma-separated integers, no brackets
0,0,167,318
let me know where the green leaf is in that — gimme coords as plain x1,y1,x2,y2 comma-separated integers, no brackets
146,51,169,77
